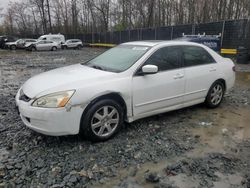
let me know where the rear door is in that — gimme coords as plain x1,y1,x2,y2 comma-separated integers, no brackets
132,46,185,116
36,41,46,50
181,45,218,102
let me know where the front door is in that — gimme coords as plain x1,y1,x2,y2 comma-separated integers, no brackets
132,46,185,116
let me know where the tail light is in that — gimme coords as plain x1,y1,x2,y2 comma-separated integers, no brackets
232,66,236,72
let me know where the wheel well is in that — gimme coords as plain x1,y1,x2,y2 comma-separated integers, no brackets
216,78,226,90
81,93,127,121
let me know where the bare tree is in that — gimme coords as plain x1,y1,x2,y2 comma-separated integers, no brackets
2,0,250,36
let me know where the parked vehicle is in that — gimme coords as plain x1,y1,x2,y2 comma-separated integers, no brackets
16,41,235,141
5,39,37,50
26,40,60,51
62,39,83,49
0,35,17,49
38,34,65,44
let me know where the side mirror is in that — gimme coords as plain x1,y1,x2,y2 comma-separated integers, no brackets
141,65,158,75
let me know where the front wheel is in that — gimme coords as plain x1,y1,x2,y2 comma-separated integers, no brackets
10,45,16,50
205,81,225,108
80,99,124,142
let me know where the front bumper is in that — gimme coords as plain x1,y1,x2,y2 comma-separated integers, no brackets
15,90,83,136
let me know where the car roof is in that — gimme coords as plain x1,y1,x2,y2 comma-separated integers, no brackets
67,39,80,40
122,40,205,47
36,40,54,42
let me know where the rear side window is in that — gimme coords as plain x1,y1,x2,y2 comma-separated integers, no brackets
182,46,216,67
144,46,180,71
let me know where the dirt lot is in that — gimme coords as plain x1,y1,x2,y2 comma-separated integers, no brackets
0,49,250,188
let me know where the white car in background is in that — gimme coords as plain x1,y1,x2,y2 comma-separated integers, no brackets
16,41,235,141
26,40,60,51
38,34,65,44
62,39,83,49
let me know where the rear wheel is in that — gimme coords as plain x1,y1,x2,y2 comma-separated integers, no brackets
80,99,124,142
31,46,36,51
77,45,82,50
52,46,57,51
205,81,225,108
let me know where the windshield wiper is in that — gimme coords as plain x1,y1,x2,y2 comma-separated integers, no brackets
90,65,104,70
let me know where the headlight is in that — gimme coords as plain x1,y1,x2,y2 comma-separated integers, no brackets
32,90,75,108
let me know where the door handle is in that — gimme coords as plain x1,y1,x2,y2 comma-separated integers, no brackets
209,67,216,72
174,73,184,79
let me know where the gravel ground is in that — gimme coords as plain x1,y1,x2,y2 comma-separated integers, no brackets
0,49,250,188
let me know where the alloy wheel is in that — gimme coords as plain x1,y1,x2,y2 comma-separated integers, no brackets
210,84,223,105
91,106,119,137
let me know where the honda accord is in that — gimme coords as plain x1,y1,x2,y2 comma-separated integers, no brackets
16,41,235,141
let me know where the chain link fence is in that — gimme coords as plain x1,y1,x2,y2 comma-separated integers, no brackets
65,19,250,49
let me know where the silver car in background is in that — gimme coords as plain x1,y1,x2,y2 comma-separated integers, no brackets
5,39,37,50
62,39,83,49
26,40,60,51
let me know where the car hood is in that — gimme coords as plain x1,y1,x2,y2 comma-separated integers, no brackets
5,42,16,45
22,64,116,98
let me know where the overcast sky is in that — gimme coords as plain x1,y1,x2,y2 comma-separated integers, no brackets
0,0,11,10
0,0,20,23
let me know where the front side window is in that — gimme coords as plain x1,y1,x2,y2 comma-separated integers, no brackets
144,46,181,71
182,46,216,67
84,45,150,73
38,41,45,44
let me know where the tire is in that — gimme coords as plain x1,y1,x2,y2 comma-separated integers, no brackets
10,45,16,50
52,46,57,51
31,46,36,51
77,45,82,50
205,81,225,108
80,99,124,142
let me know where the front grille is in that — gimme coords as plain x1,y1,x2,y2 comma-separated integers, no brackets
19,90,31,102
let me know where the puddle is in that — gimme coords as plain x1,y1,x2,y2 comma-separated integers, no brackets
190,106,250,156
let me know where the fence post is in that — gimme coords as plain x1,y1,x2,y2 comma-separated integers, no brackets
119,30,121,43
221,20,226,48
192,24,195,35
171,26,174,40
137,28,139,40
155,27,157,40
128,29,131,41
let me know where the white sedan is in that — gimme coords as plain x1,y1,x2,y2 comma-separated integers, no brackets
26,40,60,51
16,41,235,141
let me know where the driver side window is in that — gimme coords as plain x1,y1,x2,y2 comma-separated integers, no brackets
144,46,181,72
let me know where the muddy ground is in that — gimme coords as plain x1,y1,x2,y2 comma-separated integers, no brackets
0,49,250,188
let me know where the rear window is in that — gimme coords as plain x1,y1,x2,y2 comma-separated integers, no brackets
182,46,216,67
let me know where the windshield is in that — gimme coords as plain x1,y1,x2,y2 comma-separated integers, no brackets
16,39,24,43
38,36,46,40
84,45,150,72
